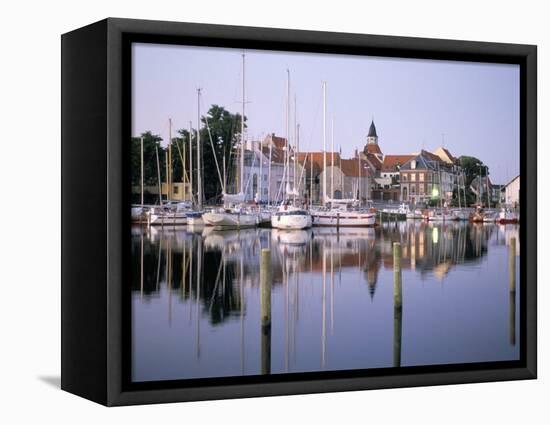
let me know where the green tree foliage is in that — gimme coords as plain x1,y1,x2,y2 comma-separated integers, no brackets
178,105,245,203
131,105,245,204
459,155,489,206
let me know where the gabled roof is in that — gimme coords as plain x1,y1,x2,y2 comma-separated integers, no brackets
261,145,285,164
296,151,341,171
419,149,443,162
381,155,415,172
266,134,288,150
400,152,438,171
439,147,456,163
365,143,382,155
504,175,520,188
365,153,383,171
339,158,374,177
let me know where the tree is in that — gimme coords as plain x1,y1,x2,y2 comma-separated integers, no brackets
178,105,245,203
130,131,164,187
459,155,489,206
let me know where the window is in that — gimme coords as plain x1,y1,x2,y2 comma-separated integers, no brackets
411,173,416,182
419,173,424,182
427,173,432,182
402,173,407,182
173,186,179,194
411,160,416,169
419,184,424,195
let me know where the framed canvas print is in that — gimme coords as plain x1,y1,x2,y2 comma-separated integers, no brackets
61,18,537,406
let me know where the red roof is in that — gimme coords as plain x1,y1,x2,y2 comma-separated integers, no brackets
365,144,382,155
381,155,415,172
261,145,285,164
295,152,374,177
339,158,375,177
268,134,288,149
296,151,341,171
365,153,383,171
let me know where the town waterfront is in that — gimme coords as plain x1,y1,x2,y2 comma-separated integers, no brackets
131,221,520,382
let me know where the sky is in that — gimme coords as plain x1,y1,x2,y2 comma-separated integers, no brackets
132,43,520,184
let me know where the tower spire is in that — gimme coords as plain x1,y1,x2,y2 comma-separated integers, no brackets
367,119,378,145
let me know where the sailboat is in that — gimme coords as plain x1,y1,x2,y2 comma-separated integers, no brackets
271,70,312,230
497,207,519,224
311,82,375,227
202,53,260,229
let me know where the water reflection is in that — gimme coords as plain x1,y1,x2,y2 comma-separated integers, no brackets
131,221,520,382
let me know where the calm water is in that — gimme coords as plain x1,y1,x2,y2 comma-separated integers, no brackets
131,221,520,382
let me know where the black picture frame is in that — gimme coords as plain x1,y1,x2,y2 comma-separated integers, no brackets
61,17,537,406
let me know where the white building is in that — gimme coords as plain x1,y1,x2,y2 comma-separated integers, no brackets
241,134,305,203
503,175,520,206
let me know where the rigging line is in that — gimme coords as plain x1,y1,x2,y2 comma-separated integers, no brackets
173,136,190,185
200,97,225,192
207,254,225,314
242,149,258,198
295,151,310,193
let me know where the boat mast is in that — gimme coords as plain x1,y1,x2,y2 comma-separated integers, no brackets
293,94,297,204
189,121,193,206
457,167,461,209
164,150,169,203
268,140,272,205
155,145,162,205
297,123,300,203
197,89,203,210
331,117,334,202
240,53,246,196
285,69,290,203
478,164,481,206
140,136,144,206
357,148,361,204
485,166,491,208
258,140,263,203
168,118,172,201
310,151,313,208
322,81,327,206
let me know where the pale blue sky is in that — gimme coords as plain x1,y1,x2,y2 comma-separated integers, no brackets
132,43,519,184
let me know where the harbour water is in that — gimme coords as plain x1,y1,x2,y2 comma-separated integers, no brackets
131,221,520,383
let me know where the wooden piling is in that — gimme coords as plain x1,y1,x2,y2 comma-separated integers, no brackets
393,303,402,368
393,242,402,367
393,242,402,309
509,237,516,293
260,249,272,374
508,237,516,346
260,249,272,327
509,291,516,346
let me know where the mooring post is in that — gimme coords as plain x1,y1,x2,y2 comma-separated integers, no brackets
260,248,272,374
508,237,516,346
509,237,516,293
393,242,403,367
393,242,402,309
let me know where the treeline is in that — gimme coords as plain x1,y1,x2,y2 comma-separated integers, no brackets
131,105,245,203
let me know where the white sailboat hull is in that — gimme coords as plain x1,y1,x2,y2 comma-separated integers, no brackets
271,213,312,230
202,211,258,228
150,213,187,225
311,211,376,227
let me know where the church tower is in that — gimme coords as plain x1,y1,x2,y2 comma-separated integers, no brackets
363,119,382,160
366,120,378,145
